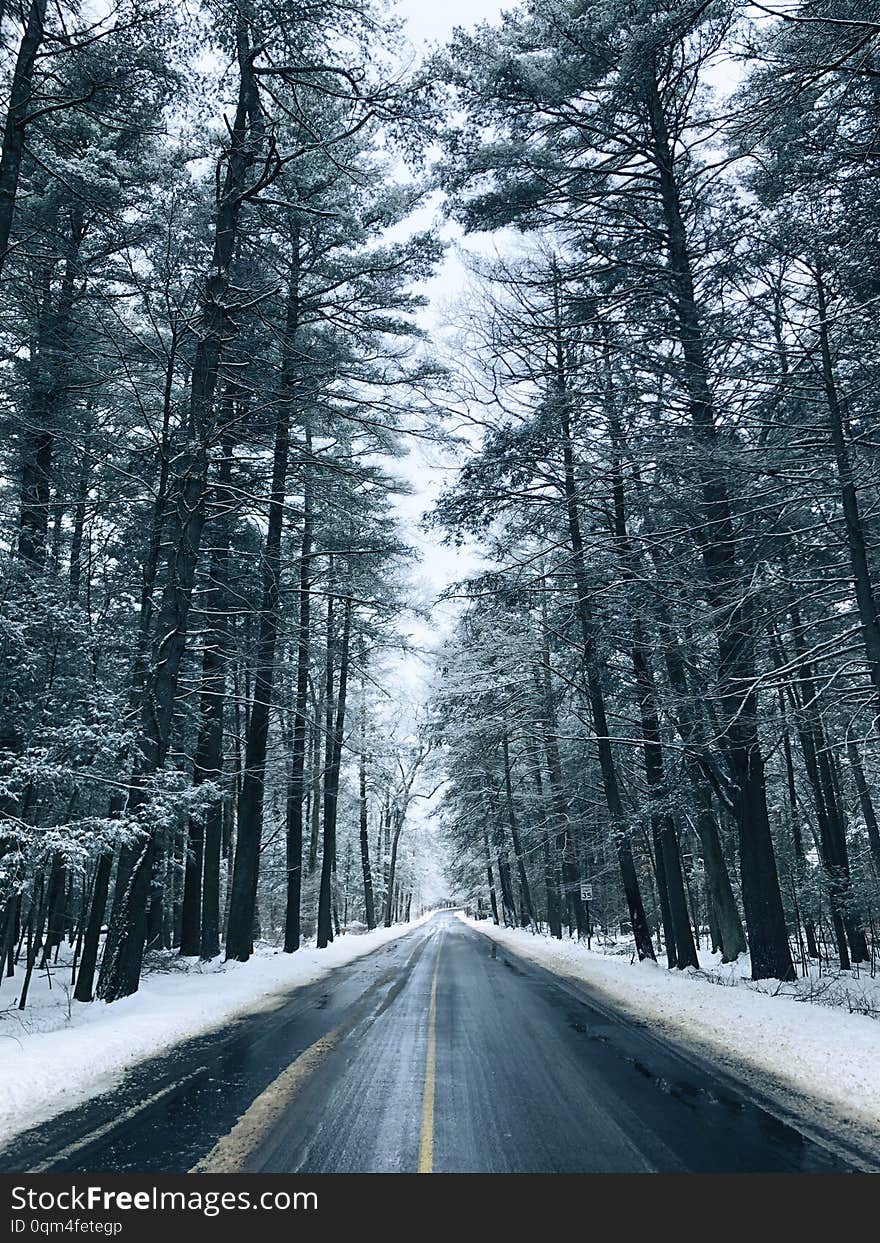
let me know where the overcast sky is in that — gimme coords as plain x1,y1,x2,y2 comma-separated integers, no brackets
376,1,509,708
361,2,508,890
356,0,743,895
399,0,507,49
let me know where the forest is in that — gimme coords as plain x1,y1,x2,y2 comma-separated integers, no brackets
1,0,879,1026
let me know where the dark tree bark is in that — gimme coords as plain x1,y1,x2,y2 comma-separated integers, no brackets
604,391,698,969
0,0,48,280
384,813,403,929
198,432,237,960
39,853,65,968
777,695,818,961
226,235,301,963
502,731,534,926
357,664,376,931
633,638,698,970
484,829,499,925
847,741,880,869
650,821,677,968
18,205,83,568
175,423,236,962
776,602,869,963
284,429,313,953
549,281,654,958
651,602,746,961
0,890,22,980
317,595,352,947
98,21,267,1001
68,411,92,602
178,813,203,957
645,69,793,980
491,814,518,928
791,712,853,968
528,702,563,939
815,270,880,718
537,619,585,939
18,873,49,1010
307,678,324,876
689,776,747,961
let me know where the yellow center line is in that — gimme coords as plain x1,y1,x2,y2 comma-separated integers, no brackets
417,933,444,1173
190,1027,344,1173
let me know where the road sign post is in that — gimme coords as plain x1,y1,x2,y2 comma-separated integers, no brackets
580,884,593,948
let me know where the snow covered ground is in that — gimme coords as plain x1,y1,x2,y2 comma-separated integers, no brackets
464,916,880,1160
0,918,427,1147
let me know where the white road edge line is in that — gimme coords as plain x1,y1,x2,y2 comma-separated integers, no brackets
27,1067,210,1173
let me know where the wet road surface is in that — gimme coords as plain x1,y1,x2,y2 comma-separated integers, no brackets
0,913,865,1173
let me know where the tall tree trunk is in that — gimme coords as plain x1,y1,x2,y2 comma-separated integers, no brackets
317,595,352,947
537,620,584,939
68,412,92,602
777,601,869,963
384,816,402,928
650,822,677,968
18,873,49,1010
549,277,654,958
653,606,746,960
176,430,236,958
491,812,518,928
284,429,312,953
793,714,852,969
178,809,203,959
502,731,534,926
605,393,697,969
528,706,563,938
95,322,181,937
0,0,48,280
847,741,880,869
18,205,82,567
484,829,500,925
308,674,324,874
0,890,22,981
226,237,300,962
358,662,376,931
689,776,747,961
646,71,793,980
631,639,698,968
815,270,880,718
97,23,264,1001
39,853,64,969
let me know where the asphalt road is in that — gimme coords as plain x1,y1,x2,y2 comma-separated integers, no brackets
0,913,862,1173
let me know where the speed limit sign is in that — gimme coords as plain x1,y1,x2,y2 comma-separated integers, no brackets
580,883,593,901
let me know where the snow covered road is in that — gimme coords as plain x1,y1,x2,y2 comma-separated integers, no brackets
0,912,872,1173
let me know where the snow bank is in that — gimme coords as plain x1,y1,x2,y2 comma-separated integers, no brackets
0,919,427,1146
464,917,880,1159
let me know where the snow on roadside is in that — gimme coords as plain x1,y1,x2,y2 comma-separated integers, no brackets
0,917,429,1146
463,916,880,1157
